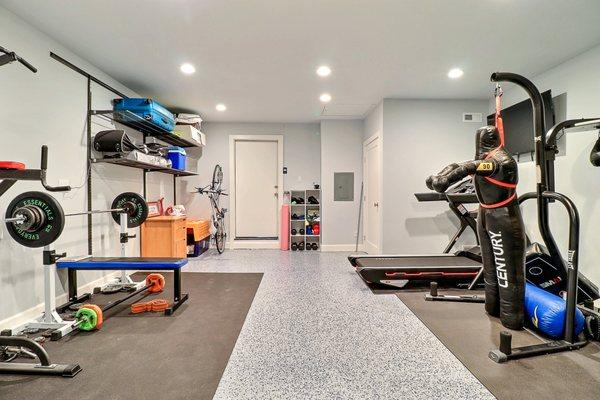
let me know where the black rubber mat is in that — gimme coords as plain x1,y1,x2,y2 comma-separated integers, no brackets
397,289,600,400
0,272,262,400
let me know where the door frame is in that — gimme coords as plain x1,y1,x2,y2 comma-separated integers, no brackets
229,134,284,249
362,133,383,254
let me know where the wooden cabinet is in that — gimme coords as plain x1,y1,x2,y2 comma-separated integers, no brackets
141,216,187,258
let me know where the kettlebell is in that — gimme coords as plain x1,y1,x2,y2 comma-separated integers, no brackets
291,228,297,235
291,242,298,251
299,228,305,235
311,243,319,250
298,242,305,251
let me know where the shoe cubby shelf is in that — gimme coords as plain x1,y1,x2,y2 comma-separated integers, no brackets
289,189,320,251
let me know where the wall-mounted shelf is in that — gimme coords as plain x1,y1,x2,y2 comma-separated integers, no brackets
50,52,200,261
91,110,201,148
92,157,197,177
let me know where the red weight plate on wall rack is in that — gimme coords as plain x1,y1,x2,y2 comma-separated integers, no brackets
0,161,26,170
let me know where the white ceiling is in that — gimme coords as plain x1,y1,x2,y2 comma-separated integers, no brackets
2,0,600,122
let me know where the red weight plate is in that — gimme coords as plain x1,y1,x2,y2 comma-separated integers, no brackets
0,161,26,170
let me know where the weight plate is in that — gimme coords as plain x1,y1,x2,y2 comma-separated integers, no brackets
75,307,98,331
146,273,166,293
68,303,84,311
5,191,65,248
111,192,148,228
81,304,103,330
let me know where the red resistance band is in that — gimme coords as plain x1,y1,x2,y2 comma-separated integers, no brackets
479,87,517,209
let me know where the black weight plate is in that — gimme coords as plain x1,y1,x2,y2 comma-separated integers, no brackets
5,191,65,248
111,192,148,228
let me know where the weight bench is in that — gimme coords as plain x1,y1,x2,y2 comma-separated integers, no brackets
56,257,189,316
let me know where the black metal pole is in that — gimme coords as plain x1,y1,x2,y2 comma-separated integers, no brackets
542,191,580,343
490,73,564,273
87,77,93,256
173,175,177,204
50,52,128,99
174,269,181,302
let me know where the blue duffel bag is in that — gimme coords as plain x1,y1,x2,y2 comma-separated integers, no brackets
525,282,585,339
113,98,175,133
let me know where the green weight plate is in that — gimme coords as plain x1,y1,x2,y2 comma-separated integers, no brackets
75,307,98,331
5,191,65,248
111,192,148,228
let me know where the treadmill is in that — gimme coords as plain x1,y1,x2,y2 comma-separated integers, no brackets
349,178,483,289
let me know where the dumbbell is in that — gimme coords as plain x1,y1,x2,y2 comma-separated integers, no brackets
311,243,319,250
299,228,305,235
298,242,305,251
291,228,297,235
291,242,298,251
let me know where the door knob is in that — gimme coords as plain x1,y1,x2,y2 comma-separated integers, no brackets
374,202,379,207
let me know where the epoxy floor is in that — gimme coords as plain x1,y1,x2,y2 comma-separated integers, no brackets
187,250,493,399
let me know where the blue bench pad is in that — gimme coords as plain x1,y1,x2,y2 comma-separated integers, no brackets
57,257,188,270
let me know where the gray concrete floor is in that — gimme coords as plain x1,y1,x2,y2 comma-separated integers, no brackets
187,250,493,399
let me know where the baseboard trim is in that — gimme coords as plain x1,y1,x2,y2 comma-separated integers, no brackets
230,240,280,250
321,244,364,252
0,271,121,330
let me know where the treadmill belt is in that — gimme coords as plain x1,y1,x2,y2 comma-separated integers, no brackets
356,256,481,269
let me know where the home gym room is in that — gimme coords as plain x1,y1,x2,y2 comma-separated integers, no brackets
1,1,600,399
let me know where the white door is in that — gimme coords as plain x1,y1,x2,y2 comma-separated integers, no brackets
363,136,381,253
234,139,279,239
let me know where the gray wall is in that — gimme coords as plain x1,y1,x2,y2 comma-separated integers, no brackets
497,43,600,288
0,7,175,323
363,101,383,141
320,120,363,249
380,99,489,254
178,122,321,236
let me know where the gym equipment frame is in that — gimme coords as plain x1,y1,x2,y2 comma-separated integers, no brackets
485,71,598,362
0,146,80,377
348,178,483,289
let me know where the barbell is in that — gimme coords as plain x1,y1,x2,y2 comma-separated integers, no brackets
3,191,149,248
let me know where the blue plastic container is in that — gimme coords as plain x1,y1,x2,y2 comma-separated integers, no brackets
168,146,186,170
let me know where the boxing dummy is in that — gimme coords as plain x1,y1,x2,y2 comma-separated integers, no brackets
426,124,526,330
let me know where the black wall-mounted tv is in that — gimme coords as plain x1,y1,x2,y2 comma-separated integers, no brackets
486,90,555,156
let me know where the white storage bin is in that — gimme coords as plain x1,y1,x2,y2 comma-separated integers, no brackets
173,125,206,147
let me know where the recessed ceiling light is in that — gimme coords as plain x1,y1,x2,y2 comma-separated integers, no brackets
180,63,196,74
215,103,227,112
316,65,332,77
447,68,464,79
319,93,332,103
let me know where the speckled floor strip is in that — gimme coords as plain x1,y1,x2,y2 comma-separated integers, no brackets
186,250,494,400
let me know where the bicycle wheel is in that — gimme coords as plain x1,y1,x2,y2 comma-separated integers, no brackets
215,220,226,254
212,165,223,192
